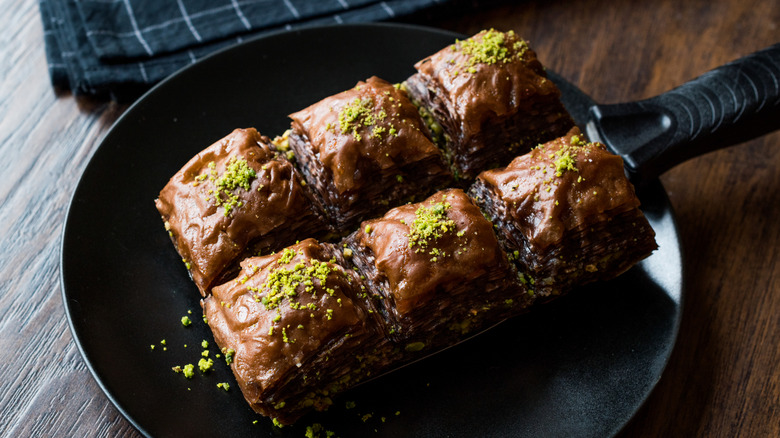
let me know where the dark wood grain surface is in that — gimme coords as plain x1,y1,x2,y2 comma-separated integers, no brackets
1,0,777,436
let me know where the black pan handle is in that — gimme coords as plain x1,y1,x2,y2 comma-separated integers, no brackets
587,43,780,182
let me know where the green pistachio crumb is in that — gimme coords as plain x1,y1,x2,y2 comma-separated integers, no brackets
181,316,192,327
305,423,336,438
404,341,426,352
225,348,235,365
452,29,528,75
202,157,257,216
372,126,386,139
338,97,373,141
198,358,214,373
553,151,578,177
407,202,455,253
217,382,230,391
282,327,294,343
248,255,338,314
201,340,208,348
182,364,195,379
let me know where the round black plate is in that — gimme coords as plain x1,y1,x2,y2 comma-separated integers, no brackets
61,23,683,438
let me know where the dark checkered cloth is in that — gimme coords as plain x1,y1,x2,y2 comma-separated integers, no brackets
40,0,446,100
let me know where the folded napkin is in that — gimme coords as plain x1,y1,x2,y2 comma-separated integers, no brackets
40,0,446,100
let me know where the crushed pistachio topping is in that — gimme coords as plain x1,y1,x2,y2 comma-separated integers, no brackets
198,357,214,373
404,341,426,352
407,202,457,257
181,316,192,327
224,348,235,365
201,340,209,349
199,157,257,216
217,382,230,391
338,97,377,141
272,130,291,151
305,423,336,438
246,249,344,340
451,29,529,75
182,363,195,379
335,92,400,142
282,326,294,343
553,151,578,177
529,134,598,197
249,252,336,311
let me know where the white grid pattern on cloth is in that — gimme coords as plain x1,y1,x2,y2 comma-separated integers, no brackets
282,0,301,19
42,0,448,97
120,0,153,55
137,61,149,82
84,5,238,40
380,1,396,17
78,0,408,59
177,0,203,42
230,0,251,30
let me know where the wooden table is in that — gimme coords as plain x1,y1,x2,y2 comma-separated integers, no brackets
1,0,777,436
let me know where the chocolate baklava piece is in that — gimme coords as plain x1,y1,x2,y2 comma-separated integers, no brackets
203,239,395,425
343,189,526,355
469,128,658,299
155,128,326,296
405,29,574,181
288,76,453,233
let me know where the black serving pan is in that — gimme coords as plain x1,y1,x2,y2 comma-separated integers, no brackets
60,24,779,438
